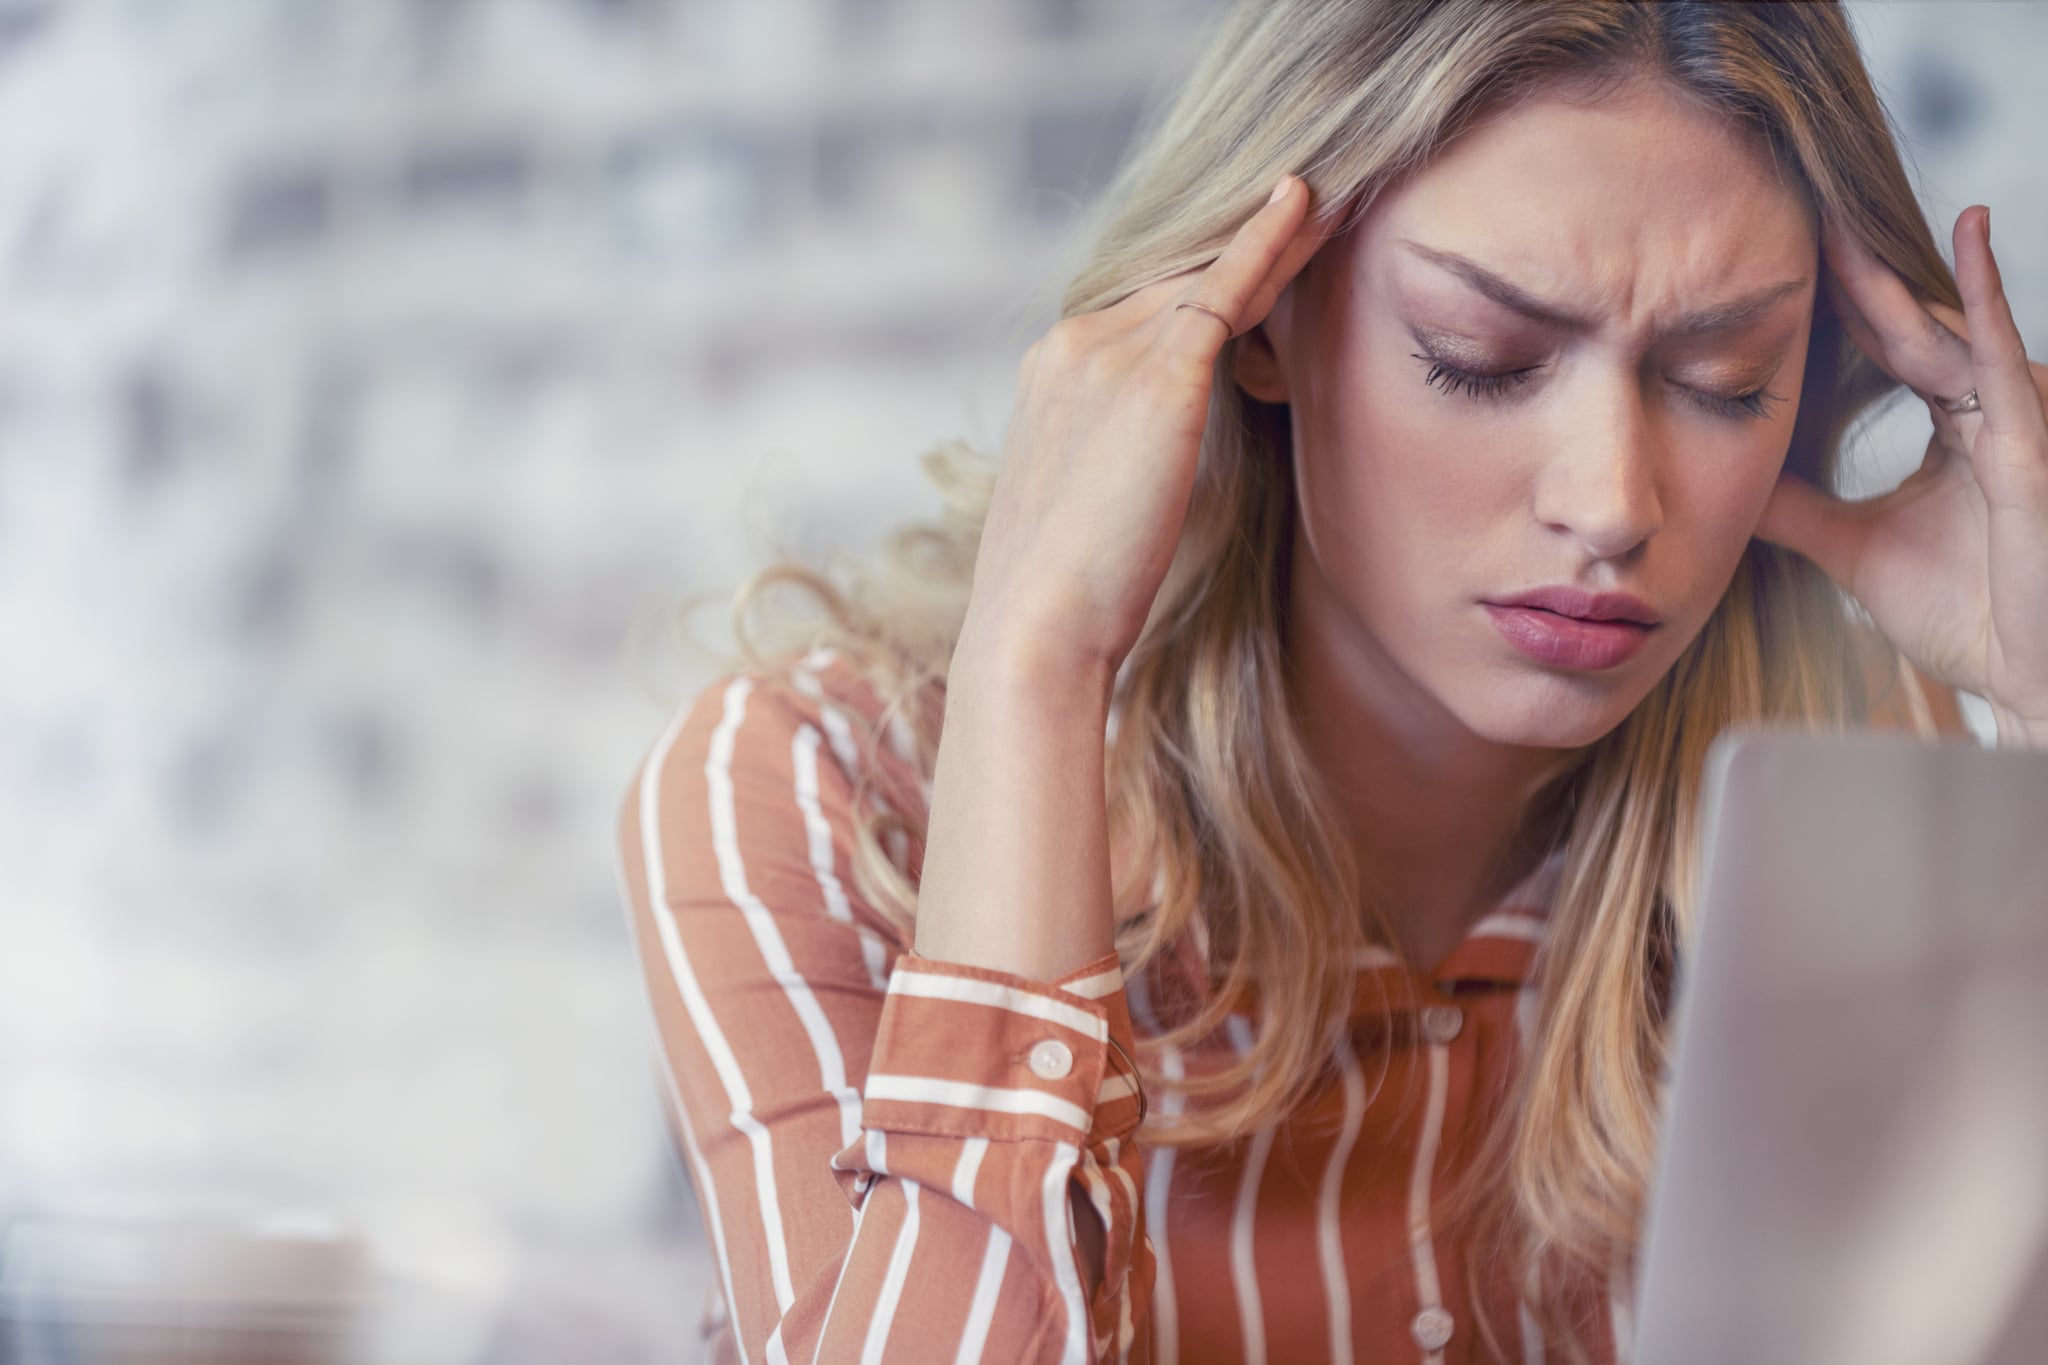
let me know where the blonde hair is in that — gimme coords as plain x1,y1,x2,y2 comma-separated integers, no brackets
708,1,1959,1355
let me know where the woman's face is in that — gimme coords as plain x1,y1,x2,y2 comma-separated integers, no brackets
1237,79,1820,750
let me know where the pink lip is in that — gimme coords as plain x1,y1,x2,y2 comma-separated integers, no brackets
1489,586,1662,625
1485,604,1655,670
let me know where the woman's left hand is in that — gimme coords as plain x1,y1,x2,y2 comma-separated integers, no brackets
1754,205,2048,748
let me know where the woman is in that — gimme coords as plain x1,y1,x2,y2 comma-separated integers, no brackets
616,2,2048,1361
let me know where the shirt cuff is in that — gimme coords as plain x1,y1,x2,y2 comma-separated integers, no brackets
861,949,1139,1145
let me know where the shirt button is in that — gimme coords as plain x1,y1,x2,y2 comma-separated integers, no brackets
1028,1039,1074,1081
1411,1306,1455,1352
1420,1004,1464,1045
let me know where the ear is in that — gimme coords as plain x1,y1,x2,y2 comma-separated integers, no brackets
1232,323,1291,404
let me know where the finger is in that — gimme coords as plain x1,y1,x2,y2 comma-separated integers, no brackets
1752,468,1870,592
1821,209,1974,397
1158,174,1317,356
1108,178,1331,333
1230,197,1337,335
1104,182,1306,325
1954,205,2048,457
1820,242,1890,371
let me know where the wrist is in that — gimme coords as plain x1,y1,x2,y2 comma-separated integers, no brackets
916,622,1119,982
951,613,1118,715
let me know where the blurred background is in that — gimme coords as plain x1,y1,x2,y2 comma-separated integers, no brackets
0,1,2039,1360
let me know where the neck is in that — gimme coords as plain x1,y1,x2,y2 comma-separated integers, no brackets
1285,549,1584,971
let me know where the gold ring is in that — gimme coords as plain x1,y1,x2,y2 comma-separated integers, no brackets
1175,300,1235,334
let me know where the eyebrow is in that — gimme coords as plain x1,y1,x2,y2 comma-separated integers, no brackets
1397,240,1809,340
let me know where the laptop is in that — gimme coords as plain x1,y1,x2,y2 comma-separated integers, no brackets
1631,726,2048,1365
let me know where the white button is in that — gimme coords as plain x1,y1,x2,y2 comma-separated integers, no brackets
1420,1005,1464,1044
1411,1306,1455,1351
1028,1039,1074,1081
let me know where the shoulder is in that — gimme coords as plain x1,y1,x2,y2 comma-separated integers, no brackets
615,647,933,865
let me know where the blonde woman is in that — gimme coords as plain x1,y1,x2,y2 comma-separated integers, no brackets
615,2,2048,1361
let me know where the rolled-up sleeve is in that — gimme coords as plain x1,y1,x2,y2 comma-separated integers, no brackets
615,657,1151,1364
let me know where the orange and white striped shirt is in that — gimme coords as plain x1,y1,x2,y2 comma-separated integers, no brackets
614,642,1965,1365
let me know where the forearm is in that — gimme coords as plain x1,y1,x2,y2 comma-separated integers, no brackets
913,617,1119,982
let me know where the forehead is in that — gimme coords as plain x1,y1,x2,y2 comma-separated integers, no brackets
1357,81,1817,326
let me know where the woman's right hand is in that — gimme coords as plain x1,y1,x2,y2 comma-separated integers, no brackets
962,173,1330,675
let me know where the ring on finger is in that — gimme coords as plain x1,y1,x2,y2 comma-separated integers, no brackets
1175,300,1235,334
1940,387,1982,415
1917,386,1982,415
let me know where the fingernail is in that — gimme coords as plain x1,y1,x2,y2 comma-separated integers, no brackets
1268,175,1292,206
1982,204,1992,245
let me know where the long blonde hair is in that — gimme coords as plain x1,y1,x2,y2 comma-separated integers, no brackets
713,0,1958,1351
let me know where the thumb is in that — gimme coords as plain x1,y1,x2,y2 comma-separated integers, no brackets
1752,469,1867,591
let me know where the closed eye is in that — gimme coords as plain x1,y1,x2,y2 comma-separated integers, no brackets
1412,353,1539,401
1410,352,1782,421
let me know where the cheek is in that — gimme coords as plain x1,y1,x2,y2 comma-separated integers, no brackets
1659,441,1796,634
1293,386,1497,597
1680,430,1796,549
1299,351,1481,498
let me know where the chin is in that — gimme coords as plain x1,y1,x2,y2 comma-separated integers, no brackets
1452,674,1642,750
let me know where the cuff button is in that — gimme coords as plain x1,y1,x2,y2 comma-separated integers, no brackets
1028,1039,1074,1081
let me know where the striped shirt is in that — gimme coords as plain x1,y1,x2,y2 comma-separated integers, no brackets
614,640,1966,1365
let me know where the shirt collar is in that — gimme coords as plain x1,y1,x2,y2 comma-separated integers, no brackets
1422,845,1564,989
1161,847,1567,1019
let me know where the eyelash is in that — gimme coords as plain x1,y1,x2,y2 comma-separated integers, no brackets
1411,353,1781,422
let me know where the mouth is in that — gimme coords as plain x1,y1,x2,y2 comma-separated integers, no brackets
1525,605,1648,625
1483,603,1657,671
1486,587,1663,627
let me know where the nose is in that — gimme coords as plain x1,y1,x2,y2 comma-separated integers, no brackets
1532,376,1664,560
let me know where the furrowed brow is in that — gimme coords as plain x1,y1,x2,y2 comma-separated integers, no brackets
1398,240,1808,340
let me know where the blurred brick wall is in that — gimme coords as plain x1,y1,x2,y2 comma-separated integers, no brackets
0,0,2039,1356
0,0,1230,1352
